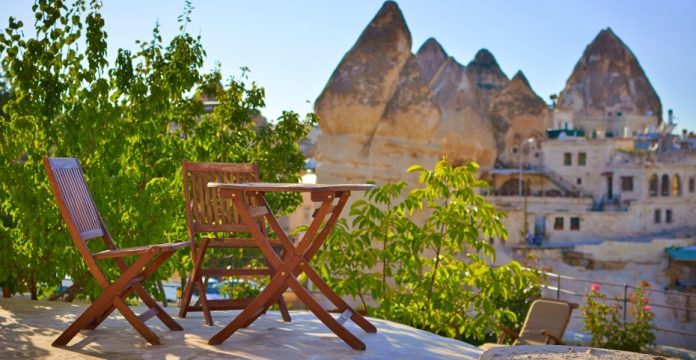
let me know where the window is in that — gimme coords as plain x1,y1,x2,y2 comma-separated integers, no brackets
661,174,670,197
512,147,518,154
607,112,612,117
554,217,564,230
689,177,695,193
666,209,673,224
576,178,582,185
564,153,572,166
570,217,580,231
617,112,622,117
654,209,661,224
673,175,682,196
649,174,658,197
578,152,587,166
621,176,634,192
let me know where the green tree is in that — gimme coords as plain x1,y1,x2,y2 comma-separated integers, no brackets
0,0,314,300
314,159,539,342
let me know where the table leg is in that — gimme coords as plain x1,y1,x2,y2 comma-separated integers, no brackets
299,262,376,333
208,270,292,345
286,276,366,350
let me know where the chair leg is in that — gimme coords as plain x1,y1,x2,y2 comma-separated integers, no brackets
132,284,183,331
271,249,292,322
82,303,117,330
53,297,115,346
178,274,195,319
52,251,156,347
112,297,160,345
277,296,291,322
179,239,209,320
87,251,182,332
197,278,214,326
209,269,291,345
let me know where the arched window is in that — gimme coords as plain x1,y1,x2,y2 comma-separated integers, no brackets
498,178,530,196
672,175,682,196
648,174,658,197
661,174,670,197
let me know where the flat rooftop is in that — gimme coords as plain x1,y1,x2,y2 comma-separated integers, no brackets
0,298,483,359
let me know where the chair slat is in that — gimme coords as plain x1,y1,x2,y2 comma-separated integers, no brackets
191,172,204,225
182,162,262,231
52,165,103,241
209,172,221,225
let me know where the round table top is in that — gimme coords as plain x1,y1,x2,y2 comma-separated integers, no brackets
207,182,376,193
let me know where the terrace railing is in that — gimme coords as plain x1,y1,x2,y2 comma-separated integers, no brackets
536,269,696,339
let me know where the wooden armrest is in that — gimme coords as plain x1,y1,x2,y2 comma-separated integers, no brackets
541,329,564,345
498,323,519,343
93,241,188,259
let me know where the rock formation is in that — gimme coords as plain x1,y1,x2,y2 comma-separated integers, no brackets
490,71,549,166
315,1,441,184
556,28,662,126
315,5,658,185
428,48,506,168
315,2,551,185
315,1,411,137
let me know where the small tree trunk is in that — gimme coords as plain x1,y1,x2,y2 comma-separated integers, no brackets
2,287,10,298
179,270,187,290
64,283,83,302
157,280,168,308
29,272,38,300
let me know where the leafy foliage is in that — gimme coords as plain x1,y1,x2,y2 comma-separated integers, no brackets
581,283,655,352
0,0,314,300
313,159,540,342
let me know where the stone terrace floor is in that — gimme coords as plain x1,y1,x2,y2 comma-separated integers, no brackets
0,298,483,359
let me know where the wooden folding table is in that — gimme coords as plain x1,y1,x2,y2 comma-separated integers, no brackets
206,182,377,350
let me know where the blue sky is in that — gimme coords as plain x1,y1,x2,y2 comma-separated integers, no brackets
4,1,696,130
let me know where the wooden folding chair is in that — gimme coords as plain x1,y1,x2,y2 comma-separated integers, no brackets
480,298,578,350
43,157,188,347
178,161,291,325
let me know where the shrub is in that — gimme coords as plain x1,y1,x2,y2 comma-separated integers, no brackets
312,159,540,342
581,283,655,352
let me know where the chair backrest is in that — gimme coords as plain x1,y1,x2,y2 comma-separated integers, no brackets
182,161,262,237
43,157,112,255
516,299,574,345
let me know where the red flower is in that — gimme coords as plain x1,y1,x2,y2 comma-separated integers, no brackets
644,305,652,312
591,283,601,292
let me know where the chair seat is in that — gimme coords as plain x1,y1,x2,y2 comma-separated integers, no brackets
204,237,286,249
93,241,188,259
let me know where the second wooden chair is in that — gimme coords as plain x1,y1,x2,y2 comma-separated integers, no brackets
178,161,291,325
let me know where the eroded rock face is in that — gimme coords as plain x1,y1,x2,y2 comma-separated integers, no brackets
316,1,441,184
315,2,521,185
556,28,662,124
490,71,549,166
315,1,412,137
316,7,656,185
429,49,510,167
